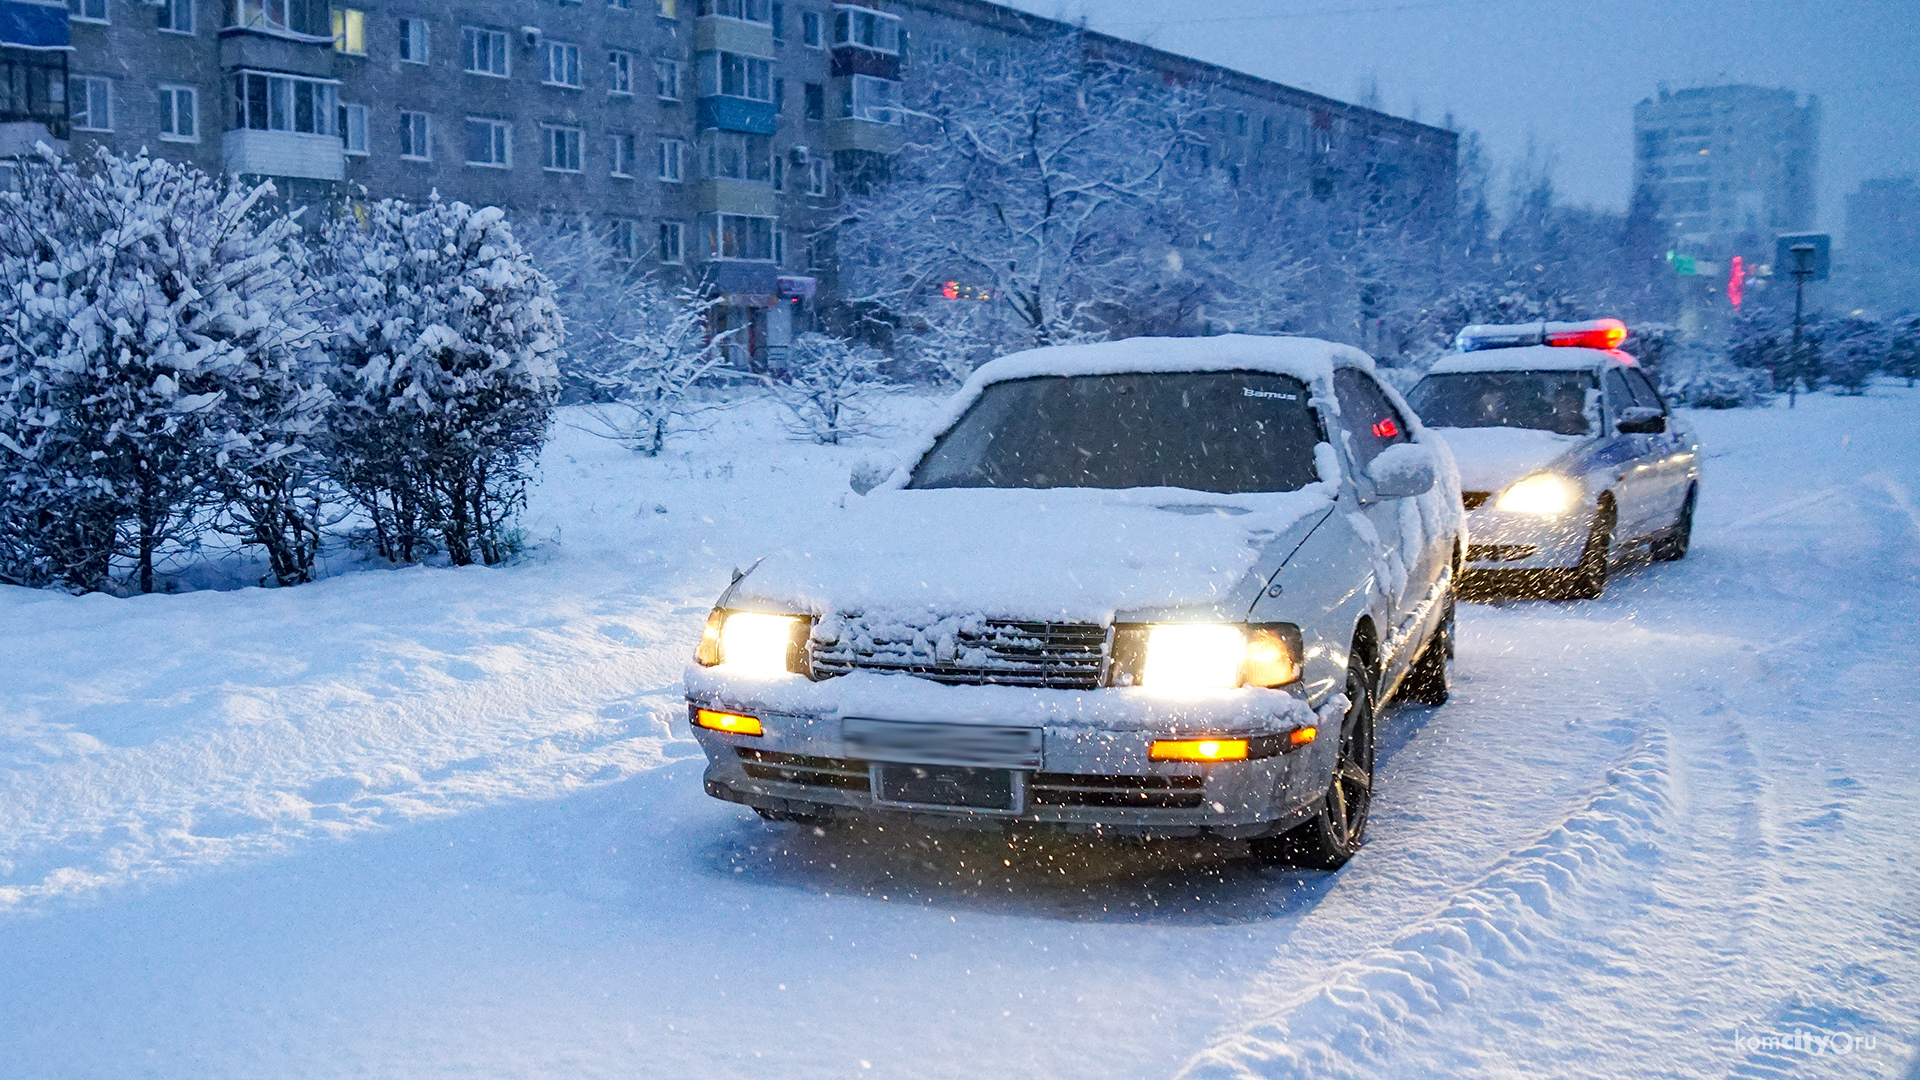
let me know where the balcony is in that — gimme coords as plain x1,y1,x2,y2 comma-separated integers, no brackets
693,16,772,58
223,129,344,181
698,94,776,135
695,177,777,217
829,46,898,81
825,116,902,155
0,51,67,154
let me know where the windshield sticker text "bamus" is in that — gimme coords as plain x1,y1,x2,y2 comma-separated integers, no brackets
1243,388,1298,400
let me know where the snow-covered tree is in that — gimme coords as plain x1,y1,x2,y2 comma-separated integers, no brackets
835,32,1213,349
320,196,561,567
768,333,890,445
0,149,321,592
584,285,733,456
516,214,663,404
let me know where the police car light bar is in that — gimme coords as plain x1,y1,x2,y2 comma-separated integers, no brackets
1456,318,1629,353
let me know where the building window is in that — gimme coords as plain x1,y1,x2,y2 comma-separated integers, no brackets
230,0,289,30
463,27,510,77
158,0,193,34
610,132,636,176
772,76,784,113
801,10,820,46
230,71,337,134
831,5,899,52
771,153,784,191
773,228,785,266
609,218,642,261
608,0,633,9
843,74,898,124
399,111,431,159
806,155,827,196
657,0,676,17
699,130,769,181
658,221,683,264
807,233,830,270
158,85,197,141
655,58,681,100
543,41,581,87
770,1,783,39
333,8,365,54
607,50,634,94
68,0,107,23
466,118,511,166
705,213,774,260
657,137,684,182
543,125,583,171
803,81,823,121
339,102,368,154
698,51,771,102
399,17,429,63
695,0,769,23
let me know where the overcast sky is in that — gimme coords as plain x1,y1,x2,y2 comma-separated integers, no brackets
1000,0,1920,237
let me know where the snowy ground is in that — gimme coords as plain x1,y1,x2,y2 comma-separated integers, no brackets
2,387,1917,1079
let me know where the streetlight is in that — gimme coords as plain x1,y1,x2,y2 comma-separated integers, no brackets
1788,242,1815,409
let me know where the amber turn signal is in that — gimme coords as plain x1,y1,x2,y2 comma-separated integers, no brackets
1289,726,1317,746
694,709,763,736
1150,738,1249,762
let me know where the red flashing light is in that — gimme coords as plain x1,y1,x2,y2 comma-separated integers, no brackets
1728,256,1745,310
1544,318,1628,351
941,281,960,300
1372,417,1400,439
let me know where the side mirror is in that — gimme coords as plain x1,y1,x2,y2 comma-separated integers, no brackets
1366,443,1438,499
849,453,897,495
1616,406,1666,434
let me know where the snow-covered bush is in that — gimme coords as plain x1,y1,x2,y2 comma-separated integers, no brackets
0,149,322,592
584,285,732,456
768,333,890,445
320,196,561,566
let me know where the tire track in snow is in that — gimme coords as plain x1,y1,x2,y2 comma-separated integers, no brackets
1175,727,1672,1080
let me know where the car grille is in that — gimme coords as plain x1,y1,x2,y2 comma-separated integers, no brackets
1467,543,1538,562
736,748,870,791
810,616,1109,690
1462,491,1491,510
1028,772,1207,809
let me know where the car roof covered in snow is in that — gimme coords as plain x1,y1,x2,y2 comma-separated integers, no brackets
1425,344,1628,375
967,334,1375,388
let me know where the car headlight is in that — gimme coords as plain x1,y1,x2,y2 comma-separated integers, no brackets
1126,623,1302,692
1494,472,1580,516
694,610,806,675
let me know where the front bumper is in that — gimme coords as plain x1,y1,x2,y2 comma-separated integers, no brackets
1461,504,1592,572
686,698,1330,839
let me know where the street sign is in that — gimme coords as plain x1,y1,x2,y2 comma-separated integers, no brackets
1775,233,1830,282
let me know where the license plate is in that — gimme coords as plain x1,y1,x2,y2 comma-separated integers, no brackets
841,717,1042,768
873,763,1020,812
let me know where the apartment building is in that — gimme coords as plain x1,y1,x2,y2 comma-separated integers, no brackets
47,0,1457,361
1632,84,1819,262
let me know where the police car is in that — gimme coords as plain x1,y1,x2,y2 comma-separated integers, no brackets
1405,319,1701,598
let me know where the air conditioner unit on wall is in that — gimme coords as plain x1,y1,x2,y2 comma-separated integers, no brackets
521,25,543,47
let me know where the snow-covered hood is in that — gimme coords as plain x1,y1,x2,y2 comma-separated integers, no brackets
1427,426,1583,494
726,485,1337,624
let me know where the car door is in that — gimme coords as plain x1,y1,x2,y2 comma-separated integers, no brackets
1332,368,1436,666
1622,365,1685,526
1600,366,1656,537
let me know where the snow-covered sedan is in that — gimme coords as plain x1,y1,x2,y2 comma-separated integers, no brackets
1406,319,1701,599
686,336,1464,868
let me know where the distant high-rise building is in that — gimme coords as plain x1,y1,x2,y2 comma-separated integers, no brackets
1845,176,1920,316
1632,85,1819,261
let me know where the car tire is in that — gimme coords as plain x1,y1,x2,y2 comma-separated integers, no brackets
1651,486,1695,562
1565,501,1614,600
1251,657,1376,870
1399,598,1453,706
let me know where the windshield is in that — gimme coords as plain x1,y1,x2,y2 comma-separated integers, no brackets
1406,370,1595,436
909,371,1323,494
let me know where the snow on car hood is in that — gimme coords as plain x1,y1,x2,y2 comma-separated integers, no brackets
1428,426,1582,494
726,484,1337,624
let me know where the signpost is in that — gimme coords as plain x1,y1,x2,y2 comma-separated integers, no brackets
1777,233,1830,409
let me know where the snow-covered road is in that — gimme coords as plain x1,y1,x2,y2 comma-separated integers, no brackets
2,391,1916,1079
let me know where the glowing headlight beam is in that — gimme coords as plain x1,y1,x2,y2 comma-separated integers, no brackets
718,612,801,675
1494,472,1580,516
1141,624,1246,692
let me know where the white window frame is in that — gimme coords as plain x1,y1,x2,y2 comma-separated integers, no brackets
158,0,194,34
340,102,369,155
698,50,771,102
845,73,898,124
229,70,339,135
657,137,684,182
658,221,684,265
806,155,828,196
610,132,636,177
705,213,776,261
543,41,582,87
231,0,289,31
542,124,583,172
608,0,633,9
609,218,642,261
462,27,510,77
830,3,899,53
158,84,197,142
607,50,634,95
333,8,365,54
654,58,681,101
399,17,429,64
695,0,769,24
466,117,512,167
800,10,820,46
68,0,108,24
400,110,431,160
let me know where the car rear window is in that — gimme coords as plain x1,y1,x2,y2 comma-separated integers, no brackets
909,371,1323,494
